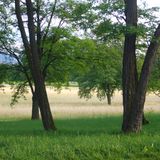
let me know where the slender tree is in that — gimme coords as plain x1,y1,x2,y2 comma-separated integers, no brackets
15,0,56,131
76,41,122,105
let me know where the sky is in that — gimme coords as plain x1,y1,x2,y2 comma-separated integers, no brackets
137,0,160,17
147,0,160,7
138,0,160,7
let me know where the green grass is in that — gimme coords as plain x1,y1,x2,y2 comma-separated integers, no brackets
0,114,160,159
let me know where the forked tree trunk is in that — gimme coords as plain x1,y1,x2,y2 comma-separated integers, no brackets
124,25,160,132
15,0,56,131
26,0,56,131
122,0,159,133
31,92,40,120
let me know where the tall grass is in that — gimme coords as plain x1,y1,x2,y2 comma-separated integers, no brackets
0,113,160,159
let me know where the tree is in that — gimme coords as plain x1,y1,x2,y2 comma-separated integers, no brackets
0,0,40,120
0,0,93,121
15,0,56,131
76,41,122,105
122,0,160,133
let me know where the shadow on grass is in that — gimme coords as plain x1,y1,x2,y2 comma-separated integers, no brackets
0,119,44,136
0,116,122,137
0,113,159,137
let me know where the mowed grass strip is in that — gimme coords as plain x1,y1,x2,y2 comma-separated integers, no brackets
0,114,160,160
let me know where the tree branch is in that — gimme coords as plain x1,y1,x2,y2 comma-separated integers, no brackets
0,40,34,94
15,0,30,51
42,0,57,43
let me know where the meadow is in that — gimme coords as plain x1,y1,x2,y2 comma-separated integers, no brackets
0,86,160,118
0,86,160,159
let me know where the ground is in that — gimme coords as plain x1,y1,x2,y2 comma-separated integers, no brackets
0,86,160,159
0,86,159,118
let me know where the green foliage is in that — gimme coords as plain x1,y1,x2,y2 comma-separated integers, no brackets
0,0,159,107
148,56,160,96
0,64,8,83
55,0,95,31
87,0,160,48
42,30,74,88
76,41,122,103
0,114,160,159
0,63,31,106
44,37,100,89
6,66,27,83
10,82,28,106
138,53,160,96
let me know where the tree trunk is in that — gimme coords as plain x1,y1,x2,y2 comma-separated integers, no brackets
122,0,138,132
105,84,112,105
107,93,111,105
15,0,56,131
26,0,56,131
124,25,160,132
122,0,160,133
31,92,40,120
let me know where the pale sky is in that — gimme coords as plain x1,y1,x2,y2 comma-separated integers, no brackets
137,0,160,17
147,0,160,7
138,0,160,7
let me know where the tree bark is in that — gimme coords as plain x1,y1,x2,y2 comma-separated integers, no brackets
31,92,40,120
124,24,160,132
122,0,138,131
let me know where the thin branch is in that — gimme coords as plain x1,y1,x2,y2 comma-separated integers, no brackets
42,56,57,78
36,0,42,57
0,40,34,94
42,0,57,43
15,0,30,50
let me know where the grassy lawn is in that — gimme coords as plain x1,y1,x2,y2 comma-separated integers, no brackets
0,113,160,159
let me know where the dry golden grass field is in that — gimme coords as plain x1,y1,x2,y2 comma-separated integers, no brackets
0,85,160,119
